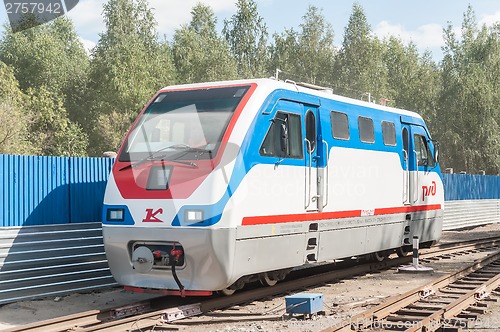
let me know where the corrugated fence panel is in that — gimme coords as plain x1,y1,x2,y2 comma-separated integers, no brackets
443,199,500,230
443,174,500,200
69,158,114,223
0,155,70,227
0,155,114,227
0,222,117,304
442,174,500,230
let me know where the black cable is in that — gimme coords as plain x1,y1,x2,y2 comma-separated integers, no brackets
171,261,185,294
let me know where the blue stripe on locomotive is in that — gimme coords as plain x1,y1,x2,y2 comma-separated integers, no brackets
171,88,441,227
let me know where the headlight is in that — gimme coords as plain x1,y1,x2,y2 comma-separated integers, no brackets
107,208,124,221
185,210,204,223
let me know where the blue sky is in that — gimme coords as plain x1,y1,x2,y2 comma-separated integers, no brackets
1,0,499,61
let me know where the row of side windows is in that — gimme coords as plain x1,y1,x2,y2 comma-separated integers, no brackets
331,111,396,146
259,110,430,163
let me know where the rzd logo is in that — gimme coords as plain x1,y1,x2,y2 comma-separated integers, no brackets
422,181,437,201
142,208,163,222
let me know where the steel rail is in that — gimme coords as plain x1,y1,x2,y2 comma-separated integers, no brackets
323,250,500,332
6,236,500,332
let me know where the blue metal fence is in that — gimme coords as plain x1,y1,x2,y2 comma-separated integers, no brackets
1,154,499,227
443,174,500,201
0,155,113,227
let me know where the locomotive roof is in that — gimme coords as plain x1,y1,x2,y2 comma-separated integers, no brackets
161,78,424,120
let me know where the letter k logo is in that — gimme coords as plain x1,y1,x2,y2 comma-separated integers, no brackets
142,208,163,222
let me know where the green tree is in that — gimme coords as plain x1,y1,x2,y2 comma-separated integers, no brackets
26,87,88,156
223,0,268,78
384,37,440,125
0,62,33,155
86,0,176,155
269,6,335,85
437,6,499,174
0,18,90,124
333,3,388,101
173,3,238,83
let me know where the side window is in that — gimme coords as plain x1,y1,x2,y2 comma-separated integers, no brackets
402,128,409,160
260,111,303,159
414,134,434,167
382,121,396,146
331,111,349,140
305,111,316,152
358,116,374,143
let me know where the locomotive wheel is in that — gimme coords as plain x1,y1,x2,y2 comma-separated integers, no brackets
219,288,236,296
259,272,278,287
396,246,410,258
372,251,388,262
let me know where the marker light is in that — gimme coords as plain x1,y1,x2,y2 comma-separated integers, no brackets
185,210,204,223
107,208,124,221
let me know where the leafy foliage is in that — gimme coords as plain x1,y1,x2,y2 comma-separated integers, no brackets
26,87,88,156
173,3,237,83
333,4,388,100
0,1,497,174
0,18,89,156
0,18,89,114
223,0,268,78
0,62,33,154
85,0,176,155
437,6,500,174
384,38,440,124
269,6,335,84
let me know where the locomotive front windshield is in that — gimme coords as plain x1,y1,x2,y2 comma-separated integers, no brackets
119,86,250,162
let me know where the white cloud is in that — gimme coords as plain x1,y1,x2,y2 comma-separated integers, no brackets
149,0,236,38
479,10,500,27
65,0,237,41
373,21,445,49
66,0,106,38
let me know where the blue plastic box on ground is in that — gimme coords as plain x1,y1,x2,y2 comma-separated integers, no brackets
285,293,323,314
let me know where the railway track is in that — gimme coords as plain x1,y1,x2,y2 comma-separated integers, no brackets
323,249,500,332
6,236,500,332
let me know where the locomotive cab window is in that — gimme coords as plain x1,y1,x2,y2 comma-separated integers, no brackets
331,111,349,140
358,116,374,143
382,121,396,146
119,85,251,162
260,112,303,159
414,134,435,167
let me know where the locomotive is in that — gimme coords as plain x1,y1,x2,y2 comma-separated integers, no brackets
102,78,443,295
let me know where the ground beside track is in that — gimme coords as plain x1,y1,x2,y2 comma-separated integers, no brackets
1,223,500,331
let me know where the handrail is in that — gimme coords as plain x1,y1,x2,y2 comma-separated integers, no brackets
402,149,409,205
322,139,329,209
412,150,419,204
304,138,312,210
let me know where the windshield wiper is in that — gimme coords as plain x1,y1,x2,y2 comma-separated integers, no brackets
119,144,207,171
167,144,210,155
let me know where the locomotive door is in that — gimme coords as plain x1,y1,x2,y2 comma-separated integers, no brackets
304,107,326,212
402,125,411,205
402,123,430,205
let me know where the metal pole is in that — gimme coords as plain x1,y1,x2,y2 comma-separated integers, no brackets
413,236,419,267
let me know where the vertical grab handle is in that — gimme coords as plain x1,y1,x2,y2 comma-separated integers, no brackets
402,149,409,204
412,150,419,204
322,139,329,208
304,138,312,209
